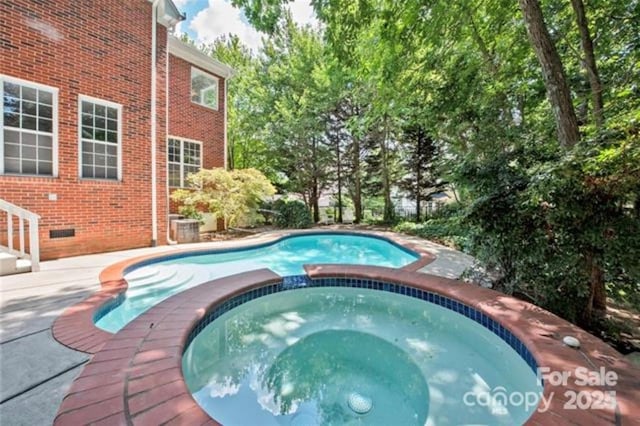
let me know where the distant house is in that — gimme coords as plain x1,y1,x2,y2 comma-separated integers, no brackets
392,188,455,218
0,0,234,265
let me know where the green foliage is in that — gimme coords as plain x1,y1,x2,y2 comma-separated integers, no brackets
171,168,276,229
230,0,293,33
205,36,280,181
395,203,472,251
177,205,203,223
458,139,640,323
201,0,640,329
273,199,313,229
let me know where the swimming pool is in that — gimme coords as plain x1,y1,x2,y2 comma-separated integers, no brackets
95,233,419,332
183,286,542,425
56,264,638,426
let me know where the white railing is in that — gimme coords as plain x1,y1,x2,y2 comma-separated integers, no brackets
1,199,40,272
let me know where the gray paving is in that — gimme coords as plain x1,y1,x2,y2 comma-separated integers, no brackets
0,366,84,426
398,234,474,279
1,330,88,402
0,231,473,425
0,245,181,425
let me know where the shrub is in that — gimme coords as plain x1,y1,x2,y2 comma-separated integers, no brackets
394,204,472,251
171,168,276,228
456,140,640,326
273,199,313,229
178,204,203,223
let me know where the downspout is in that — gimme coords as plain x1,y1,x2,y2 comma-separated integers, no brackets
150,0,160,246
223,78,228,170
165,25,177,245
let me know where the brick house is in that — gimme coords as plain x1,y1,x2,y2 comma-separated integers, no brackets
0,0,233,265
0,0,232,266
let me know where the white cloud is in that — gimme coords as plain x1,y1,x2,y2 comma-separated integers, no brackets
188,0,318,52
287,0,318,28
190,0,263,51
170,0,194,36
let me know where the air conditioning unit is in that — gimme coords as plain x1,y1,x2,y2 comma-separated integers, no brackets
170,219,200,244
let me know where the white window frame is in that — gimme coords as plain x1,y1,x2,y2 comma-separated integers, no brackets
0,74,59,177
167,136,203,188
77,94,123,181
190,67,219,111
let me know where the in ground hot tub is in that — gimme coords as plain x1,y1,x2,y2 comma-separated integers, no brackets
182,279,542,425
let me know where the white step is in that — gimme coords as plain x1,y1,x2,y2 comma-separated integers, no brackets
125,266,178,288
127,268,195,298
126,266,160,282
0,252,31,276
16,258,32,273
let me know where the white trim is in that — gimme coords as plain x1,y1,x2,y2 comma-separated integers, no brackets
165,27,173,244
167,135,202,188
157,0,184,28
78,94,122,110
151,0,160,245
190,67,219,111
223,78,228,169
168,135,204,146
77,94,123,181
168,37,234,78
0,74,59,177
0,75,59,96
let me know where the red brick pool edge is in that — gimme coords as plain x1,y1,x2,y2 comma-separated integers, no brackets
53,265,640,425
51,230,435,355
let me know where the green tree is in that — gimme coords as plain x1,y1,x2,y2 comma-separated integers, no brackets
205,36,280,179
217,0,640,326
398,125,441,221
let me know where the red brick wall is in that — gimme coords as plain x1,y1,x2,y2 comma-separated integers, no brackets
0,0,168,259
167,54,226,215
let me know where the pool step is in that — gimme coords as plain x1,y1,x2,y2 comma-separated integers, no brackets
174,266,211,291
126,266,160,282
125,266,178,288
127,266,197,298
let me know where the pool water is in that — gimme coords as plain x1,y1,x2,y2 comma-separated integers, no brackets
183,288,542,425
95,234,418,332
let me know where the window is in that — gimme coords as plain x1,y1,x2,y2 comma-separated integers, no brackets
79,96,121,180
168,137,201,187
191,67,218,110
1,76,57,176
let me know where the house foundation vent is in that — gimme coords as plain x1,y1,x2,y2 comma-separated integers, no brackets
50,229,75,239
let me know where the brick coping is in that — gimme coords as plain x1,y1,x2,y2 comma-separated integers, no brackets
53,266,640,425
52,230,435,354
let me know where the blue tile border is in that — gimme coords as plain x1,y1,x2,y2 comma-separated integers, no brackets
93,292,125,323
184,275,539,375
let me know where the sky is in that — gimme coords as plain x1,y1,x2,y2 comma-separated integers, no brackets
171,0,318,52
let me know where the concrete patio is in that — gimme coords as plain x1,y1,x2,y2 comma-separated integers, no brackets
0,231,473,425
